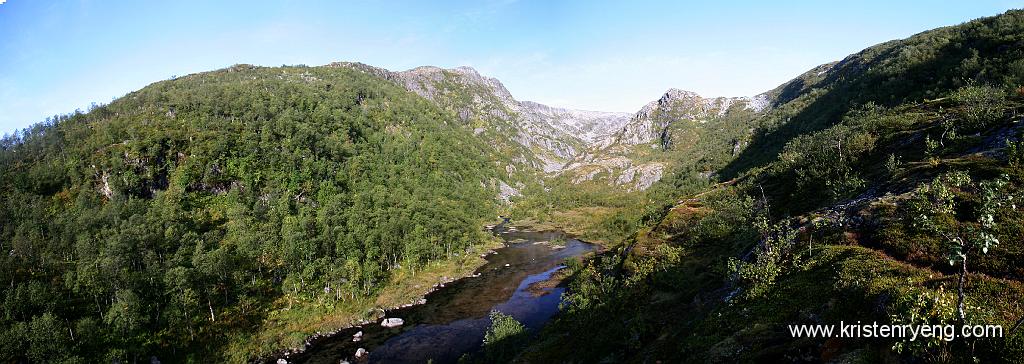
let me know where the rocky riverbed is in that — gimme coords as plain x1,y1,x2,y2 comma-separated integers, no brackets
271,226,596,364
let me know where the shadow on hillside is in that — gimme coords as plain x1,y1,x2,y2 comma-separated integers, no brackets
718,36,994,180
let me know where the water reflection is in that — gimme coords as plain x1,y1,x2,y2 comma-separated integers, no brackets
284,228,595,364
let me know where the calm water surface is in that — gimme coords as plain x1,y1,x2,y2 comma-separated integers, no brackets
279,226,596,364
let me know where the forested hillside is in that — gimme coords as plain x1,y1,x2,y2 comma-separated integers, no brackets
513,9,1024,363
0,65,500,362
5,7,1024,364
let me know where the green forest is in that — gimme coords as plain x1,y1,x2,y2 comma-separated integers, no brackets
5,7,1024,364
0,65,499,362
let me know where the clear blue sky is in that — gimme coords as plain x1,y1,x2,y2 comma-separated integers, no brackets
1,0,1021,134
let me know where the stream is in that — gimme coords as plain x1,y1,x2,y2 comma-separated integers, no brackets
277,224,597,364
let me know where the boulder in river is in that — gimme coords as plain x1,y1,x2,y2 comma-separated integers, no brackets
381,317,404,328
276,359,288,364
355,348,368,358
352,331,363,342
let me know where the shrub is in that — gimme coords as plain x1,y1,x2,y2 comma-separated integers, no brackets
728,220,798,300
483,310,527,362
951,84,1007,130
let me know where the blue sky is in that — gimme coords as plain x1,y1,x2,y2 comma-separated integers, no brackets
1,0,1022,134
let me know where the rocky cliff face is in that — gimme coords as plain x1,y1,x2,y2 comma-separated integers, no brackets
554,88,771,191
518,101,631,144
331,62,632,174
614,88,770,146
514,101,632,171
332,62,769,192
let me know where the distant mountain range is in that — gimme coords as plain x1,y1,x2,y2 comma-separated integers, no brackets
3,8,1024,364
327,60,783,193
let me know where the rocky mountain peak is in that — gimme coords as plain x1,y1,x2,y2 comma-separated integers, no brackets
330,62,516,107
399,65,516,106
611,88,771,147
452,65,483,76
660,88,702,103
329,62,747,190
633,88,705,120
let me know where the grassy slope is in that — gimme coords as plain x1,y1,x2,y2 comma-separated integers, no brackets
516,9,1024,364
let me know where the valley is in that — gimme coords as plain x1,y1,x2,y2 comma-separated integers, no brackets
3,8,1024,364
279,225,596,364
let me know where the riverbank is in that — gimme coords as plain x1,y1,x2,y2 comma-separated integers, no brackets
226,236,506,363
513,206,628,248
284,227,598,363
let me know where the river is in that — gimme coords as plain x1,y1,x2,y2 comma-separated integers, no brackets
276,225,597,364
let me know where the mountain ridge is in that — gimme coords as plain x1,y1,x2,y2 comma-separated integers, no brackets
328,61,779,191
5,9,1024,363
